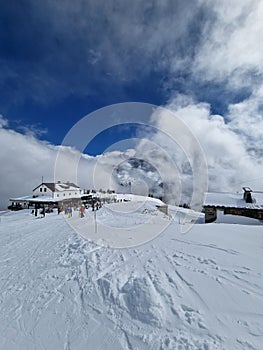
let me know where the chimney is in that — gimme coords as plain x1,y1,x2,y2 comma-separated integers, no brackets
243,187,253,203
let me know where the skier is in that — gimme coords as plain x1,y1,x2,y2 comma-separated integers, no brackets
40,207,45,218
67,207,72,218
80,205,85,218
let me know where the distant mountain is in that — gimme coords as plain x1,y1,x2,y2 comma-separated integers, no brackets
112,157,164,198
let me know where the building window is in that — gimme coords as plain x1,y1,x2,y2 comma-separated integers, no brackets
44,188,47,192
64,194,65,196
57,194,59,197
69,193,71,196
40,188,42,192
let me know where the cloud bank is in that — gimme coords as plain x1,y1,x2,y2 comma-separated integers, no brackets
0,118,138,209
155,96,263,192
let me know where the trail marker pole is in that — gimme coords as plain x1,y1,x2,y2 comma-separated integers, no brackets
94,209,97,234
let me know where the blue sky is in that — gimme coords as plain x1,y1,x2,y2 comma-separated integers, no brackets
0,0,172,152
1,0,254,154
1,0,263,208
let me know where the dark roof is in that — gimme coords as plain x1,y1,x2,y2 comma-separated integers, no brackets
43,183,56,192
33,182,79,192
33,183,55,192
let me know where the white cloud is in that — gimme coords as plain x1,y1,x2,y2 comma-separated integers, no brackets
0,127,138,209
145,95,263,204
0,128,56,209
0,115,8,128
17,124,48,137
194,0,263,87
227,85,263,158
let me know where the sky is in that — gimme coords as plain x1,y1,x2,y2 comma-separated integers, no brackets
1,0,263,209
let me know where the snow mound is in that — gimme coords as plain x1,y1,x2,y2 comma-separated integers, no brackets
96,200,167,227
120,276,163,326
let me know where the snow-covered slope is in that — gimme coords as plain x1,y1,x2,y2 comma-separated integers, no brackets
0,208,263,349
68,199,171,248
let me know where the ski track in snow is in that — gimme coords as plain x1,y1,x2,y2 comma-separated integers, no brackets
0,208,263,350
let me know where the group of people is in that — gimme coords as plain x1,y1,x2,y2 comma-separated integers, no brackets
58,205,77,217
57,205,85,218
32,206,46,218
32,204,56,218
32,202,101,219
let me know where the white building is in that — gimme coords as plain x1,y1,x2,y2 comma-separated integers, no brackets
33,182,81,201
9,181,82,210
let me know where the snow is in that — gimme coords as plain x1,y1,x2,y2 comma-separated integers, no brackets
204,191,263,209
0,203,263,349
68,200,171,248
55,183,80,192
114,193,165,205
9,195,57,203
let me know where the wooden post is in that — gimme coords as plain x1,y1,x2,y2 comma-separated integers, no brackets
94,209,97,234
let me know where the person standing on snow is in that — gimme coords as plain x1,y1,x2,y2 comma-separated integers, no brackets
68,207,72,218
40,207,45,218
80,205,85,218
34,204,38,217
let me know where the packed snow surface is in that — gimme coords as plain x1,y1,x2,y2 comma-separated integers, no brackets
0,205,263,350
204,191,263,209
69,200,171,248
